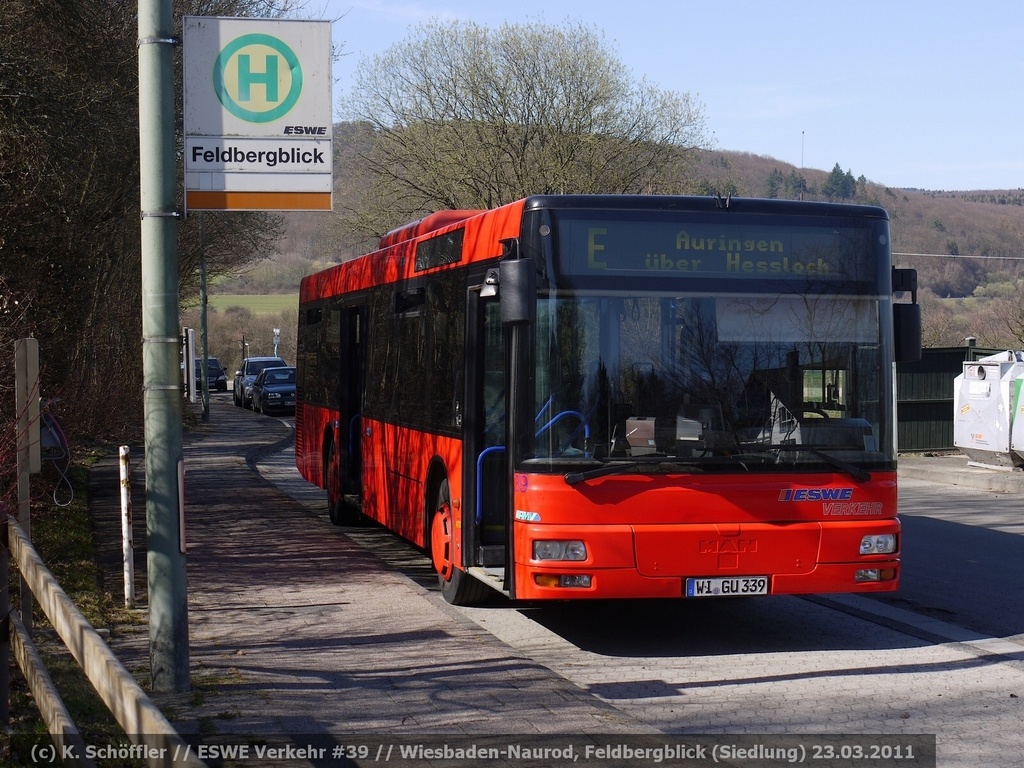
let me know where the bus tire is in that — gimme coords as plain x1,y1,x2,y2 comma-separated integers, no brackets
431,479,489,606
326,439,360,526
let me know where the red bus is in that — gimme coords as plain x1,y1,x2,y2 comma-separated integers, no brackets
296,195,921,605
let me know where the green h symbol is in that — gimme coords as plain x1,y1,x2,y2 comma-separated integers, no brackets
214,33,303,123
237,53,279,103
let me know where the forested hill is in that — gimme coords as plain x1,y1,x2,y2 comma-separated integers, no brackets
268,141,1024,319
690,150,1024,298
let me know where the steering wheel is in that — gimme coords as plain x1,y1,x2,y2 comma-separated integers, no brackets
798,408,831,419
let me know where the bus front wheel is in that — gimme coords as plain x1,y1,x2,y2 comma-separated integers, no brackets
431,479,489,606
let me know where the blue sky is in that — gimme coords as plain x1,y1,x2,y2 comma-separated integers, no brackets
313,0,1024,192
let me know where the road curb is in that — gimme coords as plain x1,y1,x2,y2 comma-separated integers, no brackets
898,455,1024,494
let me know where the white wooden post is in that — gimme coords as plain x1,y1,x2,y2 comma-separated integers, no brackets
119,446,135,608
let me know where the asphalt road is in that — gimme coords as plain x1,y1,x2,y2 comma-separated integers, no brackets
87,393,1024,767
251,401,1024,767
871,477,1024,641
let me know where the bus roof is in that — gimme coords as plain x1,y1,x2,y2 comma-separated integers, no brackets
300,199,526,303
519,194,889,220
299,195,890,304
378,210,487,249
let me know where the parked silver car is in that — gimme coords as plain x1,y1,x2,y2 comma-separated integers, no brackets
233,356,287,408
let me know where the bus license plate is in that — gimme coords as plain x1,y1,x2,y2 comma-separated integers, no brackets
686,576,769,597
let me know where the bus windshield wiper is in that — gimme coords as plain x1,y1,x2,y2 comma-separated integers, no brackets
565,461,640,485
769,444,871,483
564,458,702,485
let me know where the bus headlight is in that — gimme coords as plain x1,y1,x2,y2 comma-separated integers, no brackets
859,533,897,555
533,540,588,561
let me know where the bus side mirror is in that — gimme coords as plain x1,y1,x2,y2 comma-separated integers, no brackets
892,267,921,363
894,303,922,362
499,241,535,325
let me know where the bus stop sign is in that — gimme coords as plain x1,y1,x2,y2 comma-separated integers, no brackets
183,17,333,212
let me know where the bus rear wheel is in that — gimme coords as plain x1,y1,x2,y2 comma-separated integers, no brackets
431,479,489,606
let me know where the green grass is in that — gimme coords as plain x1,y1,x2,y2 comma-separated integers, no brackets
207,294,298,314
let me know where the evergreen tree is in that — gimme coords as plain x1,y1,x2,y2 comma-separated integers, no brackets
823,163,856,201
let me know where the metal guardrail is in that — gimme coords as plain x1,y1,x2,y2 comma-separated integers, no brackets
5,517,205,768
8,338,201,765
8,605,93,767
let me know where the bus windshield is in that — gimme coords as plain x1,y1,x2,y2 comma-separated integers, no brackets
523,208,893,474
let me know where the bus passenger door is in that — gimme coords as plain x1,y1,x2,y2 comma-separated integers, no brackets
338,304,365,501
465,293,508,570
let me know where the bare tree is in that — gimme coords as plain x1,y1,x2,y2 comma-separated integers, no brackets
342,19,711,236
0,0,291,443
985,282,1024,348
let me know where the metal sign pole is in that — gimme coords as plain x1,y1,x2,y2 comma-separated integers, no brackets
138,0,190,692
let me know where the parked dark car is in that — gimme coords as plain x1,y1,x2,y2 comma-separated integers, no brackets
194,357,228,392
233,356,287,408
250,366,296,415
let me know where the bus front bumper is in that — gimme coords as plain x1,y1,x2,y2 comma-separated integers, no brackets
512,521,900,601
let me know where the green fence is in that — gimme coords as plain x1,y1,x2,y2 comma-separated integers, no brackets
896,345,1002,452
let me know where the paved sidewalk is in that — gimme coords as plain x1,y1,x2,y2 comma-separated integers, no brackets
86,397,1024,765
87,397,647,763
897,451,1024,494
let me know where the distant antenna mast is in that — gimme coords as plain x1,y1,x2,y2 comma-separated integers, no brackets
801,131,805,200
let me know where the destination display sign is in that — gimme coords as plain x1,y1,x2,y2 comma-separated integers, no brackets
556,218,878,281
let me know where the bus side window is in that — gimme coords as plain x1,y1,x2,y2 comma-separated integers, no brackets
482,301,506,446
